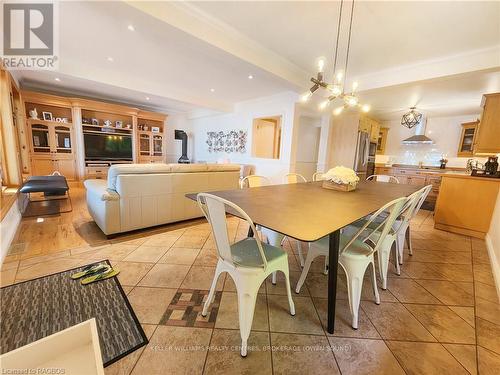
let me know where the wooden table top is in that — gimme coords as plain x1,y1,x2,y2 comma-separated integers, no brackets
187,181,420,242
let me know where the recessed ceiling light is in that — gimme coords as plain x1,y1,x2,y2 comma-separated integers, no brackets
127,25,135,31
145,97,150,101
248,75,254,80
54,77,61,82
107,56,114,62
210,88,215,92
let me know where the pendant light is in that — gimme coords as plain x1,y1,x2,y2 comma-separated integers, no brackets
401,107,423,129
301,0,369,115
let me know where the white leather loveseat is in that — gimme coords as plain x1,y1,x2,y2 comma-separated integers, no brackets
84,163,240,235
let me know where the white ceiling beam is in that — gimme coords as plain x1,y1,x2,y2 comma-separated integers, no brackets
125,1,309,90
354,45,500,92
58,57,233,112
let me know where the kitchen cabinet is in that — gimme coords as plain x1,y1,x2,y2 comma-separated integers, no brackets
474,93,500,155
370,120,380,143
375,166,442,204
28,120,77,180
457,121,478,156
376,127,388,155
435,175,500,238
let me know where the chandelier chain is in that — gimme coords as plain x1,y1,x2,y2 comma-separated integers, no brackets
343,0,356,91
332,0,344,78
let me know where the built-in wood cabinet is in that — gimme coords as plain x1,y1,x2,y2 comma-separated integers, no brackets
137,112,165,163
474,93,500,155
22,91,168,180
370,120,380,143
376,127,388,155
457,121,478,156
435,175,500,238
374,166,442,204
27,119,77,180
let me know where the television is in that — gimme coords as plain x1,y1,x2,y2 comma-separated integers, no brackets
84,133,133,161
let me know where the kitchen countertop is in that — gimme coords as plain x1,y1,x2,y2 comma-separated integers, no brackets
440,171,500,181
375,164,465,174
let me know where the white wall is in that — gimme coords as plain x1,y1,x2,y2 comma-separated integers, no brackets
189,91,299,183
294,115,321,179
486,190,500,297
166,113,195,163
375,114,486,167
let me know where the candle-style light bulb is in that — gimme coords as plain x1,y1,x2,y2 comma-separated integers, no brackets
317,58,325,73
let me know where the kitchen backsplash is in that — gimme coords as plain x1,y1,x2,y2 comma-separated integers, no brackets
375,153,488,168
377,115,490,168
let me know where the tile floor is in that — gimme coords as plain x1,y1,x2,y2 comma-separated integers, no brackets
1,186,500,374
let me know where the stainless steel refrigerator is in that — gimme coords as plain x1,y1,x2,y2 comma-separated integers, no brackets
353,131,376,180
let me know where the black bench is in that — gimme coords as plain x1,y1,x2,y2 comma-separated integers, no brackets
20,175,72,217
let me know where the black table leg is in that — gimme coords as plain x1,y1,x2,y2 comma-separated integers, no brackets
327,230,340,334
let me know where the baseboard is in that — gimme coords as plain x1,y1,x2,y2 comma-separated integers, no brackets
485,233,500,301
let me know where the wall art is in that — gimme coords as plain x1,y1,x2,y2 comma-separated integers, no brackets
206,130,247,153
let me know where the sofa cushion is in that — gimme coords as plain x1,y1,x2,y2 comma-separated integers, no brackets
107,163,242,190
107,164,173,190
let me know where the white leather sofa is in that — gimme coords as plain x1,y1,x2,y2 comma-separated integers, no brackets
84,163,240,235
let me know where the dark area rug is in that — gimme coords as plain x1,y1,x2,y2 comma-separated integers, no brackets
0,260,147,367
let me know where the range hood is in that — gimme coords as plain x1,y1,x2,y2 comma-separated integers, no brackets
402,116,434,144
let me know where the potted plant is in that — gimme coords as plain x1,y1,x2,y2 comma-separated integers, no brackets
322,166,360,192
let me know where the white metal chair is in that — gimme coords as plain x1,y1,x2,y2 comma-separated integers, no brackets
396,184,432,265
239,174,282,284
367,175,400,183
280,173,307,268
197,193,295,356
343,184,432,289
295,196,407,329
312,172,324,181
283,173,307,184
239,175,271,189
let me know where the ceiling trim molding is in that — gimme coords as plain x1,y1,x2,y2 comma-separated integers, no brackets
20,80,190,115
355,45,500,92
125,1,309,89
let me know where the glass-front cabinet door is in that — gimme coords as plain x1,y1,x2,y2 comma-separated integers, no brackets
152,135,163,157
54,125,72,154
139,133,151,156
30,124,51,153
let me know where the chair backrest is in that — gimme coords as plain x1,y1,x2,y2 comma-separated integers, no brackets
342,196,407,256
367,175,400,184
197,193,268,270
240,175,271,189
409,184,432,220
283,173,307,184
312,172,324,181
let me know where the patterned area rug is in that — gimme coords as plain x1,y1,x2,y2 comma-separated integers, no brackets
159,289,222,328
0,260,147,367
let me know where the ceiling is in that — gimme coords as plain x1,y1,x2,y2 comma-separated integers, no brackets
12,1,500,118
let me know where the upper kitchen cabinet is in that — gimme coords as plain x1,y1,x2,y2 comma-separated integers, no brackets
457,121,478,157
474,93,500,155
376,127,389,155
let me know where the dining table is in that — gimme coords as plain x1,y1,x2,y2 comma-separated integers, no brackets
186,180,420,333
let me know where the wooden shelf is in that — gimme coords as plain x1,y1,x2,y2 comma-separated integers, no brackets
27,118,73,126
138,130,163,136
82,123,133,132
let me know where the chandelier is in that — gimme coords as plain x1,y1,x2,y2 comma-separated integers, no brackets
401,107,422,129
301,0,369,115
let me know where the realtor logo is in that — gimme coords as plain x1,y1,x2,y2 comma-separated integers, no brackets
1,1,59,70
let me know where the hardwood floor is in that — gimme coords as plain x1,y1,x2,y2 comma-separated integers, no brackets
1,184,499,374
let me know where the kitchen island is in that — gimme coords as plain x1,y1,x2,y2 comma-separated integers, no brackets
434,173,500,238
